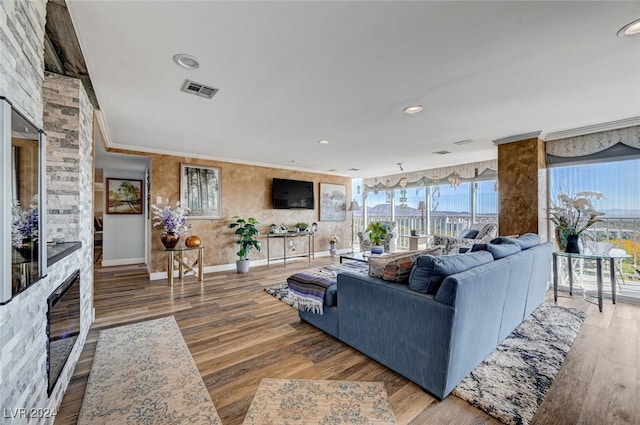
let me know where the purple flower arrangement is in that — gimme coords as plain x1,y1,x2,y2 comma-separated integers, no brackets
151,202,191,234
11,199,39,248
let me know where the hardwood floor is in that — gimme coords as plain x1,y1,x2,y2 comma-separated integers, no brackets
55,258,640,425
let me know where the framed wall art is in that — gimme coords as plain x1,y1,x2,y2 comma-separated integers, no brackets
319,183,346,221
106,178,144,214
180,164,222,219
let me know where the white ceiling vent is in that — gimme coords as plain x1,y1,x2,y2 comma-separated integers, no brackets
180,79,219,99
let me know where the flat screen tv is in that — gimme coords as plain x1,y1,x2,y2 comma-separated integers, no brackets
272,178,314,209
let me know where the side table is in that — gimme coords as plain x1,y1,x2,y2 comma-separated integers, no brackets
162,246,204,286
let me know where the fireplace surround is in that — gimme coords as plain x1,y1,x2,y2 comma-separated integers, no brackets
47,270,81,396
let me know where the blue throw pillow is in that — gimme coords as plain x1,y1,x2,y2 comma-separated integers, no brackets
490,233,540,250
408,251,493,294
471,242,521,259
458,228,479,239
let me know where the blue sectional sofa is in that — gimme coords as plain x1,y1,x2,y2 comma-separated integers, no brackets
299,234,552,400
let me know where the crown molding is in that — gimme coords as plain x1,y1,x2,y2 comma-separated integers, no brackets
543,116,640,141
103,141,352,177
492,131,542,145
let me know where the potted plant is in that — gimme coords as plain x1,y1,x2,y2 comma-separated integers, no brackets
295,222,309,232
228,216,262,273
365,221,388,255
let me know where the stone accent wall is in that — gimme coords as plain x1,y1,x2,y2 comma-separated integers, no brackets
0,3,95,424
43,72,82,243
0,0,46,125
497,137,548,237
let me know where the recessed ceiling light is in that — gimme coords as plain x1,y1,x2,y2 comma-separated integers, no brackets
618,18,640,37
454,139,474,145
173,53,200,69
328,168,338,172
318,140,331,145
402,105,424,114
433,150,452,155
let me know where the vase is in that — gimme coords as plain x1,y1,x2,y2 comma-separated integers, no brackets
161,232,180,249
16,238,38,261
329,242,337,256
565,234,580,254
555,228,568,251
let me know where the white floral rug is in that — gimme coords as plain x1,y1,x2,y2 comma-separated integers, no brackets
243,378,397,425
452,302,586,425
78,316,221,425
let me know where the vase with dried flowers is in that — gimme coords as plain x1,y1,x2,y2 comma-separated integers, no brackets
548,191,605,253
327,230,340,256
151,202,191,249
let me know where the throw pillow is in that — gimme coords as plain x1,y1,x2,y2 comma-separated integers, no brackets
458,228,479,239
368,247,441,278
381,250,436,283
471,241,521,259
513,233,541,250
408,251,493,294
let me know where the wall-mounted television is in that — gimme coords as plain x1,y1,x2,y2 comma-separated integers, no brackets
272,178,314,209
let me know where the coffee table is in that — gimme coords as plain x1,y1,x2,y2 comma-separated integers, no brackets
340,252,369,263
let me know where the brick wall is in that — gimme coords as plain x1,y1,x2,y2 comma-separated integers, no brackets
0,2,95,424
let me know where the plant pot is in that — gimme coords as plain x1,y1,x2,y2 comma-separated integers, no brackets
236,259,251,274
371,244,384,255
565,234,580,254
161,232,180,249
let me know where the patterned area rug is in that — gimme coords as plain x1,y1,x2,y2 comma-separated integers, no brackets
242,378,397,425
78,316,221,425
264,282,297,308
452,302,586,425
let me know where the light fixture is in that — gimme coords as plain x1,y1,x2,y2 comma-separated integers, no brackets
173,54,200,69
617,18,640,37
402,105,424,114
399,177,407,188
448,171,461,189
318,140,331,145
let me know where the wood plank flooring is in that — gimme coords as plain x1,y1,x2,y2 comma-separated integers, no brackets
55,258,640,425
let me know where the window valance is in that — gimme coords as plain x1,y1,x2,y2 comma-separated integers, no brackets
363,159,497,191
546,125,640,167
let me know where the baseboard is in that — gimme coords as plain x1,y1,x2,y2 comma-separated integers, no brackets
101,257,146,267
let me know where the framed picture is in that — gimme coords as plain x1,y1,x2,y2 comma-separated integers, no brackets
180,164,222,219
320,183,346,221
106,178,143,214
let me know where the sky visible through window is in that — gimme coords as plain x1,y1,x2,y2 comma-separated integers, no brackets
550,159,640,217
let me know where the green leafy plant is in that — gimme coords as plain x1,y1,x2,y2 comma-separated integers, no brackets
295,222,309,231
365,221,388,245
228,216,262,260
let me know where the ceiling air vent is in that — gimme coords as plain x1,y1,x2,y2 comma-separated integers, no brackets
180,79,219,99
433,150,452,155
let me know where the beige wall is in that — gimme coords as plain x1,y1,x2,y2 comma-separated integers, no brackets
145,153,351,274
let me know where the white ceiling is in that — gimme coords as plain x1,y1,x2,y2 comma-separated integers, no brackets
67,1,640,178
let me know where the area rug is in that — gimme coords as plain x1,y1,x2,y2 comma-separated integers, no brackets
242,378,397,425
78,316,221,425
452,302,586,425
264,282,297,308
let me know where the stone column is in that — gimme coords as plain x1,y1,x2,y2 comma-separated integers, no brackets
494,132,548,239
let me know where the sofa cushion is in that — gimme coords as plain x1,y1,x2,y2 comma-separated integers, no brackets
408,251,493,294
324,283,338,307
381,249,441,283
490,233,540,250
458,228,479,239
471,241,521,259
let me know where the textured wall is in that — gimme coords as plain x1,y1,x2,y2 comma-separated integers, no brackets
0,3,95,424
146,153,352,275
497,137,547,236
0,0,46,125
43,72,82,243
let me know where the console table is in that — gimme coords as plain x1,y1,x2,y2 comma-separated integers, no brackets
552,251,616,312
162,246,204,286
266,232,314,266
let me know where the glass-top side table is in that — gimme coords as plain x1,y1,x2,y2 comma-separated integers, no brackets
161,246,204,286
552,251,617,312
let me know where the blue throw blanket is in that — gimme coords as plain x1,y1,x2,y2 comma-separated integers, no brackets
287,262,368,314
